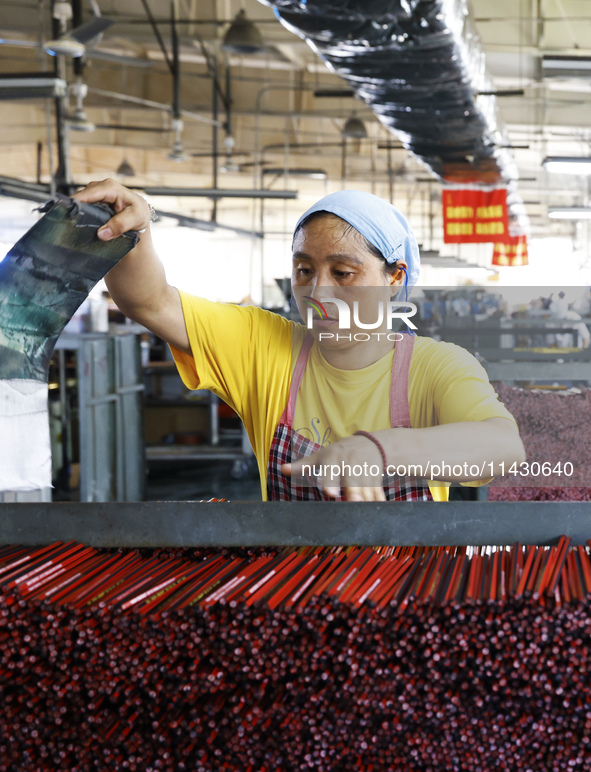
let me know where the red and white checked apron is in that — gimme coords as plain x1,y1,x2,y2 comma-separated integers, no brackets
266,333,431,501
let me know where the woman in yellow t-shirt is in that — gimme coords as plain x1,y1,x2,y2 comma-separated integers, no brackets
74,182,525,502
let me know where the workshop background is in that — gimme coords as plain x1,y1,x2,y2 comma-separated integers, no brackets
1,0,591,504
3,3,591,771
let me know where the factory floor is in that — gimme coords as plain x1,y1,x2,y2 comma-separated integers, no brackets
145,459,263,502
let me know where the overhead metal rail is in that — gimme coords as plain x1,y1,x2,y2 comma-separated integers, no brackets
141,186,298,199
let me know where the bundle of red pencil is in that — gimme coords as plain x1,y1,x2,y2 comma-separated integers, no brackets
489,485,591,501
491,383,591,496
1,539,591,770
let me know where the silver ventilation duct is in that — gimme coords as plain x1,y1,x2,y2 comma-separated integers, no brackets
259,0,525,231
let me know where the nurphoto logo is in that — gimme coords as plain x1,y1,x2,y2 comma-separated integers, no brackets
303,296,417,332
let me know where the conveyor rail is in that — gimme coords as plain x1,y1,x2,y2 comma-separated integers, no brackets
0,501,590,547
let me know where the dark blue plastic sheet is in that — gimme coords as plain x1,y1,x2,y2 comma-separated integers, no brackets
260,0,519,188
0,195,138,381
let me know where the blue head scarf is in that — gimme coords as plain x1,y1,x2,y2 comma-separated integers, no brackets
294,190,420,290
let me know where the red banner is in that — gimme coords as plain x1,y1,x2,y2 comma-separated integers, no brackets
492,235,529,267
442,189,509,243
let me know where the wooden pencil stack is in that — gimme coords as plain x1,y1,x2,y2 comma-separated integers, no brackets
1,538,591,770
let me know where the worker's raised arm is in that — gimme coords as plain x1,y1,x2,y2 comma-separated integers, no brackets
74,179,190,354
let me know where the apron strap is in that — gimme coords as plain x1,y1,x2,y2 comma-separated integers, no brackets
390,333,415,428
283,333,314,425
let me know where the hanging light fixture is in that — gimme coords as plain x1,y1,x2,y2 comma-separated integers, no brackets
67,107,94,132
342,112,368,139
222,10,264,55
44,1,83,57
66,78,95,132
116,158,135,177
167,118,187,162
220,134,241,173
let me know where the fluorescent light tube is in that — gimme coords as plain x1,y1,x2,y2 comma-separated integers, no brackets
548,207,591,220
543,156,591,175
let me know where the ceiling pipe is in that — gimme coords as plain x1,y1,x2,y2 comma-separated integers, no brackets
140,187,297,199
211,50,219,221
166,2,189,162
0,174,297,202
0,176,52,203
139,0,174,75
155,209,263,238
50,0,73,194
88,87,221,127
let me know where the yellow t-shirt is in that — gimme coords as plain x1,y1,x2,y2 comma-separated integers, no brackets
171,293,515,501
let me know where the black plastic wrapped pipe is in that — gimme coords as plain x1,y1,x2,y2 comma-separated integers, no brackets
0,195,138,493
259,0,519,187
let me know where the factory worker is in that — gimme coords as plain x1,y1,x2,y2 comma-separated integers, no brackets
75,181,525,502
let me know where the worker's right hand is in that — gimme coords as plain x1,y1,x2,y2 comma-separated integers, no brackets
73,179,152,241
282,434,387,502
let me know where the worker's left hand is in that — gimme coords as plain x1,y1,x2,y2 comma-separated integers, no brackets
281,434,386,502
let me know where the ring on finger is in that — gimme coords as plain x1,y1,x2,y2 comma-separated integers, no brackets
138,204,158,234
